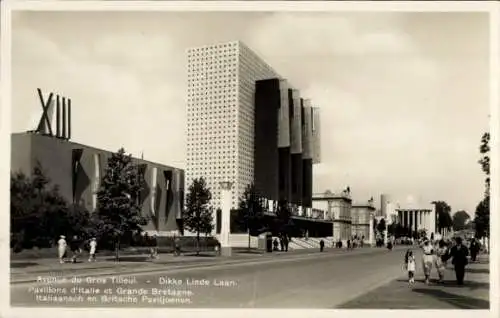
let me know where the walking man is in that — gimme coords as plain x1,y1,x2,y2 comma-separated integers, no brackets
320,239,325,252
470,238,480,262
449,237,469,285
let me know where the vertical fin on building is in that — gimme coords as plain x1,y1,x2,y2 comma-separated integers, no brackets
71,148,84,204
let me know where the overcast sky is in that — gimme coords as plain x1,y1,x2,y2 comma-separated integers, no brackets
11,11,490,216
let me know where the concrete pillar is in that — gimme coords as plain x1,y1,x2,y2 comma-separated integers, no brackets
219,181,233,256
413,210,417,233
419,211,423,231
383,225,388,245
430,205,436,237
425,211,430,235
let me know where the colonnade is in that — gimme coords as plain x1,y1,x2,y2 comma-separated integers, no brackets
397,209,436,236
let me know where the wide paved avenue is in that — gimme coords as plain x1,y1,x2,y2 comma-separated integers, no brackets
11,247,408,308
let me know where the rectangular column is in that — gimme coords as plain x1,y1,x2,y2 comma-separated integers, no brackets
425,211,430,234
254,79,280,201
369,216,374,246
405,210,409,229
430,206,436,236
220,182,233,256
413,210,417,233
419,211,423,231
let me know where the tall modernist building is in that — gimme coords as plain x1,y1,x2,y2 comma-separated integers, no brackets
186,40,321,215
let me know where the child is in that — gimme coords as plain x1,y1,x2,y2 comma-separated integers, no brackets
404,249,416,285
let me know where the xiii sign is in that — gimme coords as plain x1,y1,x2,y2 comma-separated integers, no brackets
35,88,72,140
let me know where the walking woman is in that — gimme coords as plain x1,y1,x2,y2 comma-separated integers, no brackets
421,239,435,284
435,240,449,284
58,235,67,264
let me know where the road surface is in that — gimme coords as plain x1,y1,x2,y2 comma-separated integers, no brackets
11,247,412,308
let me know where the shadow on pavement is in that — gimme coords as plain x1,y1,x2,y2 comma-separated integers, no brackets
466,267,489,274
411,288,489,309
181,253,217,257
10,262,38,269
102,256,151,262
395,278,489,290
442,280,489,291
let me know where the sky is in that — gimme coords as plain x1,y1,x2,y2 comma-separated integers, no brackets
10,11,490,216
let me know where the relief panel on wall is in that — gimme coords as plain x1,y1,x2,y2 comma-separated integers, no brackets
137,164,150,207
71,148,90,205
92,153,101,211
163,170,173,222
150,166,158,217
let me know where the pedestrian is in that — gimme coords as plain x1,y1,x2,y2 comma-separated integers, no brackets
70,235,82,263
279,236,284,252
150,234,159,259
283,235,289,252
57,235,67,264
404,249,416,285
421,239,435,284
320,239,325,252
449,237,469,285
435,240,449,284
470,238,480,262
387,240,393,251
174,236,181,256
88,238,97,262
347,239,351,249
273,238,279,251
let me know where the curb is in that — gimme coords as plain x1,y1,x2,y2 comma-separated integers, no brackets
10,246,405,285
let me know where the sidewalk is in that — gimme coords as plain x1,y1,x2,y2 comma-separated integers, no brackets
338,254,490,309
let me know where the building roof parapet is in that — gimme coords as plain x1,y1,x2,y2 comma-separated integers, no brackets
312,188,352,201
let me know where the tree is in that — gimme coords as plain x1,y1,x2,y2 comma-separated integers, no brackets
387,222,397,236
475,197,489,239
10,162,89,251
183,177,214,255
478,132,490,197
452,210,471,231
432,201,453,233
475,132,490,239
238,184,266,248
92,148,148,261
376,218,386,235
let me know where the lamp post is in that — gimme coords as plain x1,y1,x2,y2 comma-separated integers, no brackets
219,181,233,257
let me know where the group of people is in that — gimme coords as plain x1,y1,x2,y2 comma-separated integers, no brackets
404,236,477,286
57,235,97,264
272,234,290,252
335,235,364,249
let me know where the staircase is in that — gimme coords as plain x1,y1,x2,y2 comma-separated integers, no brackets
287,237,335,250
